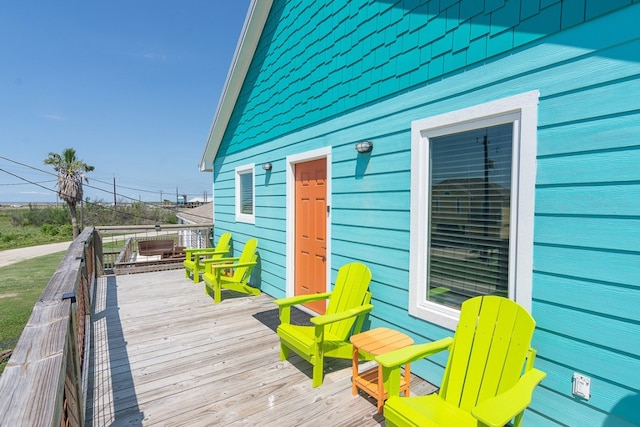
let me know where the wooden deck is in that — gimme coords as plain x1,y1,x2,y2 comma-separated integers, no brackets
85,269,436,426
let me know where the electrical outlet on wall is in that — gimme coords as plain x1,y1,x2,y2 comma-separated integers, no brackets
572,373,591,399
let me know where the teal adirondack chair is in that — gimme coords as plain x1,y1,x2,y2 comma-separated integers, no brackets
377,295,546,427
202,238,259,303
183,232,231,283
274,262,373,387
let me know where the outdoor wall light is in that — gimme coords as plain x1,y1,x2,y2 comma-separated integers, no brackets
355,141,373,153
262,162,272,171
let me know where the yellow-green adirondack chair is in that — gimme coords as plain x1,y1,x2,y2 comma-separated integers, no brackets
377,296,546,427
183,232,231,283
202,237,259,303
274,262,374,387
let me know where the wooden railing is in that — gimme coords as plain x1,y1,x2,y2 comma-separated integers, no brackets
0,223,213,426
0,227,102,427
102,250,120,273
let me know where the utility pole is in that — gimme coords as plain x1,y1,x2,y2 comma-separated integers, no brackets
113,176,117,222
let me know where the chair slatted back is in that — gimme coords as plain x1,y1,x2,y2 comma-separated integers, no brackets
325,262,372,339
440,296,536,412
214,232,232,257
231,238,258,282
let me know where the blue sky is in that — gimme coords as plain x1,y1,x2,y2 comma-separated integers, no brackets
0,0,251,204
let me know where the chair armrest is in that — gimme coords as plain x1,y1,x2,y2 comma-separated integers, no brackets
274,292,333,308
376,337,454,368
377,337,454,398
185,248,220,255
472,368,546,427
201,256,241,264
310,304,374,326
207,261,256,270
185,249,229,261
275,293,333,326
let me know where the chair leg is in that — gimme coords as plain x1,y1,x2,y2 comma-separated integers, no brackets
280,343,289,361
185,268,190,279
312,353,324,387
513,412,525,427
214,282,222,304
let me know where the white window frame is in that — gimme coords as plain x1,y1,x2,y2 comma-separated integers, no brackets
409,91,539,330
235,163,255,224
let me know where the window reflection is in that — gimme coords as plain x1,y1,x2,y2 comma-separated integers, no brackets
428,123,512,309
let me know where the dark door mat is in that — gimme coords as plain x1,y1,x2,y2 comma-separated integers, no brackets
253,306,313,332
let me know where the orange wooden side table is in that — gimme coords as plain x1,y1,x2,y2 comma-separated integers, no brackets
350,327,414,413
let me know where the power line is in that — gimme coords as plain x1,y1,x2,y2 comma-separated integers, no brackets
0,180,57,186
0,168,61,196
0,167,213,223
0,162,214,223
0,156,208,200
91,177,162,194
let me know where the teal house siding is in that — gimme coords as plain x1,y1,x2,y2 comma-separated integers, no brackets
203,1,640,425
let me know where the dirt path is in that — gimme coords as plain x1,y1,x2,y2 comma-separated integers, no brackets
0,231,178,268
0,242,72,268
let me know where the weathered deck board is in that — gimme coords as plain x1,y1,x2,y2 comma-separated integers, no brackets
86,269,436,426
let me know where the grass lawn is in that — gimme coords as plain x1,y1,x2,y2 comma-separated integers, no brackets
0,251,67,374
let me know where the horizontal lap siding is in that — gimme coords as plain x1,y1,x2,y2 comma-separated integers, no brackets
531,6,640,425
212,1,640,425
213,154,289,299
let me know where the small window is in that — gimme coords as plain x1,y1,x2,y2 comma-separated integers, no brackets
235,164,255,223
409,91,539,329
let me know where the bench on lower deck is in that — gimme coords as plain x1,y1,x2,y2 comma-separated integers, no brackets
138,239,184,258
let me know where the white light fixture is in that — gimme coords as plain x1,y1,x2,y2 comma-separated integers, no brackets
355,141,373,153
262,162,272,171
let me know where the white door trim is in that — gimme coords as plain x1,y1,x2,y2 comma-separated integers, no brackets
286,147,332,298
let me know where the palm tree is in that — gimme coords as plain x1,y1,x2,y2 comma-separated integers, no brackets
44,148,95,238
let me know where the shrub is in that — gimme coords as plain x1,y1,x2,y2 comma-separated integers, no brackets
1,232,17,243
40,224,59,236
8,205,71,227
8,211,27,227
59,224,73,237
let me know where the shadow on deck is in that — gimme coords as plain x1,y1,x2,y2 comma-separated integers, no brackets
85,269,435,426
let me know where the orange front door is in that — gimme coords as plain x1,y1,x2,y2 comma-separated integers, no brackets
294,158,327,314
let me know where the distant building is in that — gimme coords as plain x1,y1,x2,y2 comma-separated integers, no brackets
175,202,213,248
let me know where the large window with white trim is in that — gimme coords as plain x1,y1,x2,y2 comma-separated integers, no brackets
409,92,539,330
235,164,255,223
